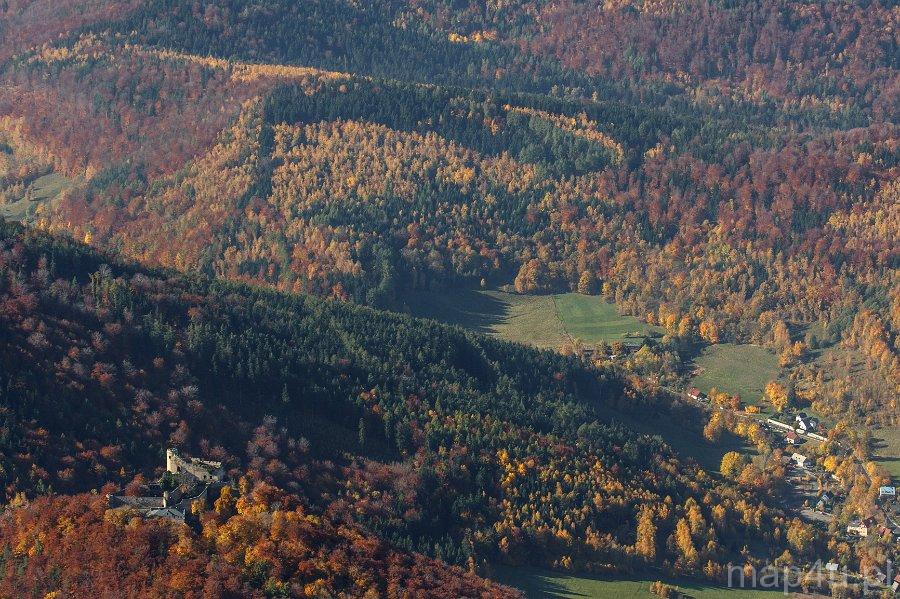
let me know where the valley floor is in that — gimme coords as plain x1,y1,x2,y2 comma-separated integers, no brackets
491,566,799,599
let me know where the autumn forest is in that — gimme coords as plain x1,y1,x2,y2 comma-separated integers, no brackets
0,1,897,597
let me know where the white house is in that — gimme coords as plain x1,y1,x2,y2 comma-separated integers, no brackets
796,416,818,432
791,453,808,468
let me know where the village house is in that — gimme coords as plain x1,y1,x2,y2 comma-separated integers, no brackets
107,448,228,523
879,486,896,500
687,387,707,402
847,517,878,538
891,574,900,593
816,491,835,513
785,431,799,445
847,521,869,537
796,414,819,433
791,453,808,469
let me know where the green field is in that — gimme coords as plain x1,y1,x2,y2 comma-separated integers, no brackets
554,293,663,344
405,289,660,349
0,172,71,221
690,344,780,407
405,288,569,348
491,566,791,599
872,427,900,480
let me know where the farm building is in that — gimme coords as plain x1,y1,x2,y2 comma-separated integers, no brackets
766,418,794,431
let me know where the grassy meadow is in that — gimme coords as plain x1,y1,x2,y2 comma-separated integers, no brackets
554,293,663,345
404,288,569,347
0,173,71,222
690,344,780,407
490,566,793,599
405,289,660,349
872,427,900,480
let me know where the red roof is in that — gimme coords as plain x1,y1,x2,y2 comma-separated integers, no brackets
687,387,701,395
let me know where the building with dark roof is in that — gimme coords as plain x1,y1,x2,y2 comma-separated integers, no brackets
107,448,227,523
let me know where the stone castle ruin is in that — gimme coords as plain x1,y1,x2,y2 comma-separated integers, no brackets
107,448,227,523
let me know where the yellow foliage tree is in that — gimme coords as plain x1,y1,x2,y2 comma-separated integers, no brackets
674,518,697,565
635,508,657,560
764,381,790,412
720,451,747,479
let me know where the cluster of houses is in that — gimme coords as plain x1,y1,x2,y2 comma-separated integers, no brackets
767,412,827,442
779,431,900,548
781,453,899,544
107,448,228,523
683,384,900,562
843,488,899,541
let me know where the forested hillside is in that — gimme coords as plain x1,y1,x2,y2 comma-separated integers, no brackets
0,487,517,598
0,222,800,587
0,0,897,595
0,1,892,361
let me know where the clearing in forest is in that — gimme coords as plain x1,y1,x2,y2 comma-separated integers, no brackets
691,344,780,407
405,288,661,348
